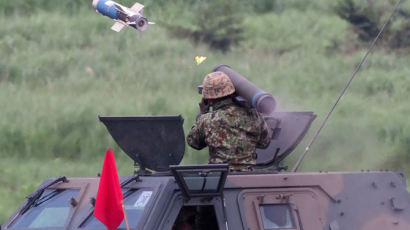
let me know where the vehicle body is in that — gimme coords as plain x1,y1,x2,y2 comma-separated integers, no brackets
3,166,410,229
2,67,410,230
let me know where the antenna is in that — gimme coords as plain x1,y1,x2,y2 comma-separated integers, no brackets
291,0,403,172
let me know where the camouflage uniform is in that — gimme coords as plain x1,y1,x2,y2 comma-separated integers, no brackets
187,98,270,171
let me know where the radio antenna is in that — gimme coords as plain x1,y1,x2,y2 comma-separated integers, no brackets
292,0,403,172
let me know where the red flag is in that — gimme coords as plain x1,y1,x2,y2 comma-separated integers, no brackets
94,149,124,230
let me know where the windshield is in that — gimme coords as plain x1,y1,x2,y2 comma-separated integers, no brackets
9,189,79,228
81,188,153,228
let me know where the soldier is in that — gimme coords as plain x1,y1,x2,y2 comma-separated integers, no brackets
187,71,271,172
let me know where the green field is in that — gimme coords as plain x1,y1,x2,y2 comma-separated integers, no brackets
1,0,409,224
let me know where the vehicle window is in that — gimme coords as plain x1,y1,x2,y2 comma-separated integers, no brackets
9,189,79,228
170,164,228,198
81,188,153,228
183,171,221,192
259,204,294,229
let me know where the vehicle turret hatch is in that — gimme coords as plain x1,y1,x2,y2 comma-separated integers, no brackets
170,164,229,198
256,112,316,169
99,115,185,172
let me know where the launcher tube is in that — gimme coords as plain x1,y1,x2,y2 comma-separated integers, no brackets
213,65,276,115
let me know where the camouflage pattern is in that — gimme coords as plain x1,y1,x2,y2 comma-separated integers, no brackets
187,98,270,171
4,171,410,230
202,71,235,99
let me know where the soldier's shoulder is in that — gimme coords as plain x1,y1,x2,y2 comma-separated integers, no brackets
223,103,248,114
229,105,261,118
197,112,214,124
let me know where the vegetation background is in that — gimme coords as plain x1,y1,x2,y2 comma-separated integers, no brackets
0,0,409,224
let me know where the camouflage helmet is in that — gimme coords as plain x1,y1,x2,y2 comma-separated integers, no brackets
202,71,235,99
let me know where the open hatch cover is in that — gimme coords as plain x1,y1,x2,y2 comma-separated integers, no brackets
256,112,316,168
99,115,185,172
170,164,229,198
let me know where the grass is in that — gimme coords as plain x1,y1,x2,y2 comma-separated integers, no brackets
1,0,410,224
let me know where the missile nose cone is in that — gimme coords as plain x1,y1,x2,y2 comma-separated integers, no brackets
92,0,99,10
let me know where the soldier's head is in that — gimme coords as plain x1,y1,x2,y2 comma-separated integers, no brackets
202,71,235,100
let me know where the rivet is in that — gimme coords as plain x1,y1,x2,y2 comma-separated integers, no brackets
70,197,78,207
371,182,377,188
90,197,96,206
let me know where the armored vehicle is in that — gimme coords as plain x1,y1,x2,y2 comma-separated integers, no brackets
2,66,410,230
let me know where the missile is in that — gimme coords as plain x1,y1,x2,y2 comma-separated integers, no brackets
92,0,152,33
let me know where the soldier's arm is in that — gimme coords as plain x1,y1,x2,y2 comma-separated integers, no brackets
256,115,271,149
186,117,207,150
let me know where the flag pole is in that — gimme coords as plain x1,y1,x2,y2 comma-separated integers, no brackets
121,200,130,230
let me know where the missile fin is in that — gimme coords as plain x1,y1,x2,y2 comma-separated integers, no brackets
131,2,144,13
111,22,126,32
